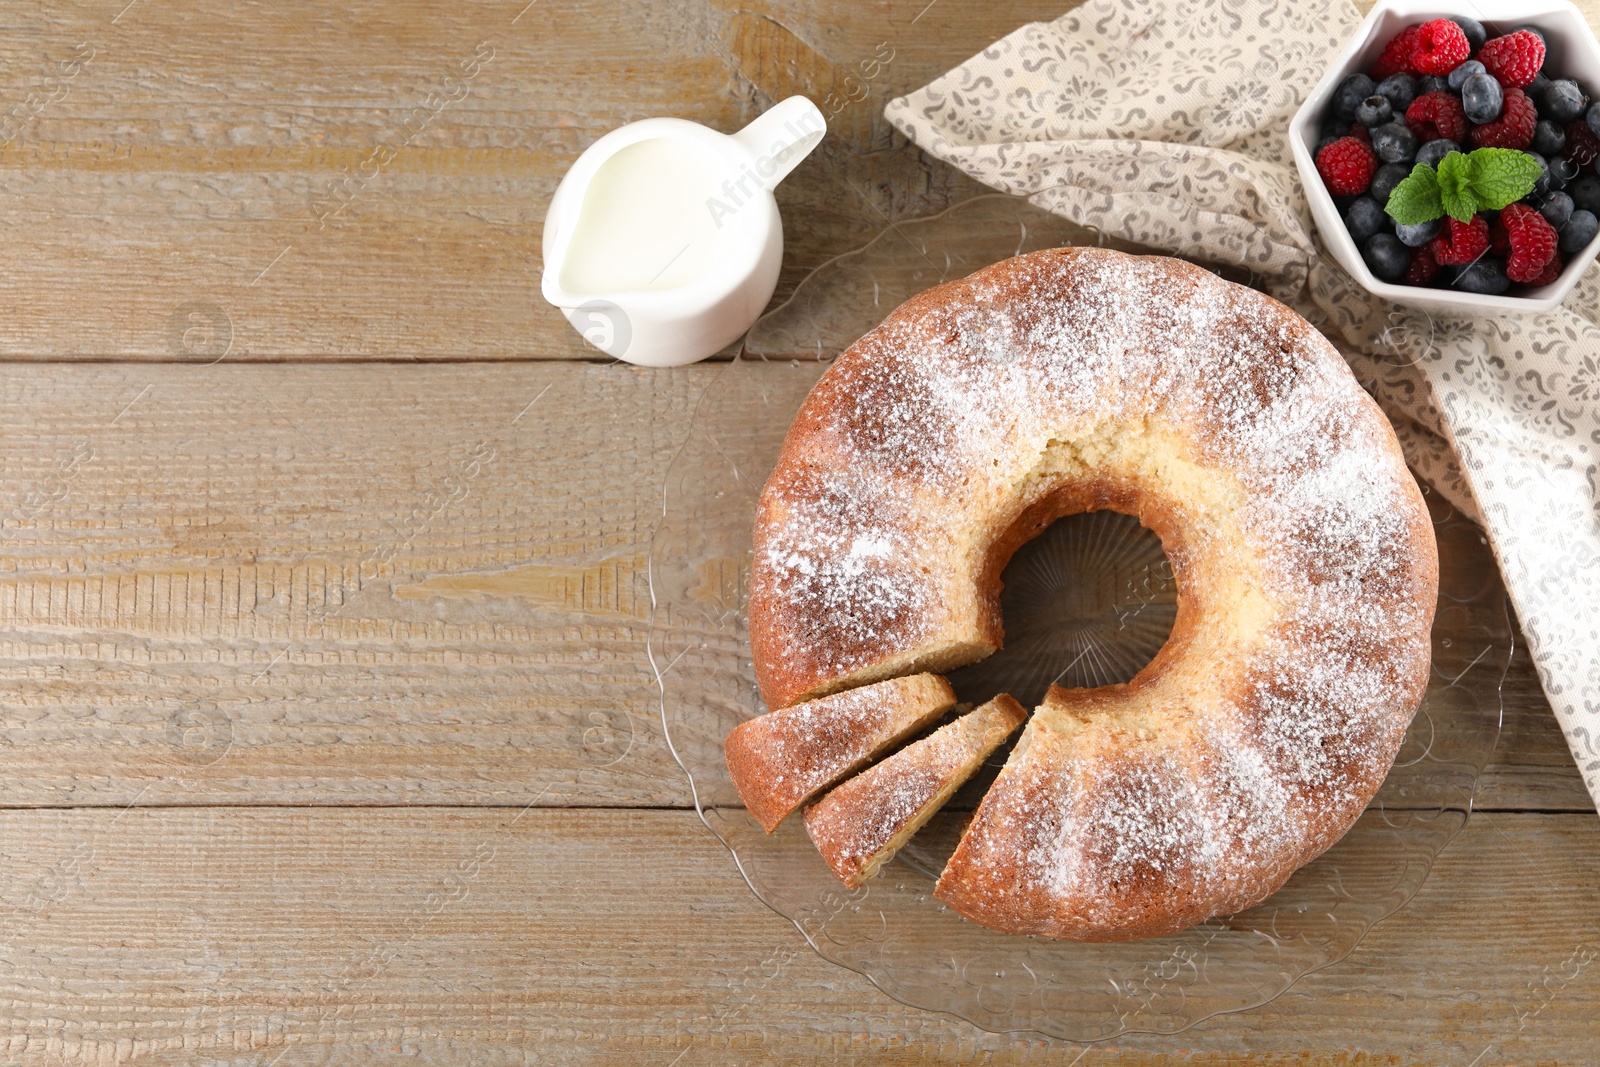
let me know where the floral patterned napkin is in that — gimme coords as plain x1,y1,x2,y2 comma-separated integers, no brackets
884,0,1600,811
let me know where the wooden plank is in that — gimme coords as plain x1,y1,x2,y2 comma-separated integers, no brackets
0,360,1581,810
0,361,707,805
0,807,1591,1063
0,0,1070,360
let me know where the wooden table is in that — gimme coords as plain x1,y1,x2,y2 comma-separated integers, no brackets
1,1,1596,1063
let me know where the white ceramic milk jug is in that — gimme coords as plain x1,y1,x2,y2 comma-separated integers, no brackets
540,96,826,367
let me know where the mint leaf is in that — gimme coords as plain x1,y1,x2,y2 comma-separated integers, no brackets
1435,152,1479,223
1467,147,1542,210
1385,163,1444,225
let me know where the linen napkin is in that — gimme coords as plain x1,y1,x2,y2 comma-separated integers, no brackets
884,0,1600,811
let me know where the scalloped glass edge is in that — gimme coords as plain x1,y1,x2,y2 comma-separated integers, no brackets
646,193,1510,1042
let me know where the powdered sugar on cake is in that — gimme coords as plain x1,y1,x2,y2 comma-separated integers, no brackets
747,248,1436,937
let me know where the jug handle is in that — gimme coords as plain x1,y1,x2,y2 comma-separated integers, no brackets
731,96,827,192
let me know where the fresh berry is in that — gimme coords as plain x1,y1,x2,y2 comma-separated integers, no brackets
1487,212,1510,256
1376,73,1418,112
1566,118,1600,168
1479,30,1546,90
1404,246,1441,285
1430,213,1491,265
1560,209,1599,254
1539,80,1589,123
1540,191,1575,230
1371,161,1411,204
1461,71,1505,125
1372,26,1422,80
1336,73,1379,120
1362,233,1410,281
1571,174,1600,215
1407,91,1468,142
1524,252,1564,286
1344,196,1388,243
1447,59,1486,91
1549,157,1578,190
1418,75,1448,95
1396,217,1442,247
1450,17,1487,55
1355,95,1393,127
1530,71,1552,96
1531,119,1566,157
1415,138,1459,168
1589,101,1600,138
1527,152,1553,198
1372,121,1418,162
1453,257,1510,293
1316,136,1377,196
1501,202,1560,281
1509,25,1547,45
1412,19,1470,76
1470,87,1536,149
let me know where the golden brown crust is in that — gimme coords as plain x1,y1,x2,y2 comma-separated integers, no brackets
723,673,956,833
804,694,1028,888
743,248,1438,940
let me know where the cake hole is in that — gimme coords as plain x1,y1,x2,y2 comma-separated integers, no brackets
946,509,1178,711
892,511,1180,875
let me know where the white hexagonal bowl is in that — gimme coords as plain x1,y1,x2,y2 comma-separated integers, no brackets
1288,0,1600,314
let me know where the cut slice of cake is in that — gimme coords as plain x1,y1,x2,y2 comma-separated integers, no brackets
804,694,1029,888
724,673,957,833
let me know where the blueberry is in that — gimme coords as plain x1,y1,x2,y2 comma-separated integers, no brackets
1528,152,1552,198
1571,174,1600,214
1462,72,1504,126
1450,16,1487,54
1376,73,1417,112
1448,60,1486,91
1343,196,1388,243
1355,95,1393,127
1539,79,1589,123
1336,73,1378,121
1395,218,1442,247
1588,101,1600,139
1362,233,1410,282
1529,71,1552,96
1371,161,1412,205
1560,209,1599,254
1549,157,1578,190
1371,121,1418,163
1418,75,1448,96
1540,191,1575,230
1415,138,1459,169
1531,119,1567,157
1453,257,1510,294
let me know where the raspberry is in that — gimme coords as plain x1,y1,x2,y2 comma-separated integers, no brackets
1403,246,1441,286
1500,202,1560,282
1372,26,1422,80
1406,91,1468,143
1315,136,1377,196
1566,118,1600,168
1430,214,1490,265
1350,122,1372,144
1479,30,1546,89
1524,252,1564,286
1411,19,1470,76
1469,87,1536,149
1488,213,1510,256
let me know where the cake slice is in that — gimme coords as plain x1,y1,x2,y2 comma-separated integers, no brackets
724,673,957,833
804,694,1029,887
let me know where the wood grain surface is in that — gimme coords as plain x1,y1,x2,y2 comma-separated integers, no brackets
0,0,1595,1063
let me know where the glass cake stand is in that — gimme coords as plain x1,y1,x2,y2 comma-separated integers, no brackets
647,195,1509,1041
